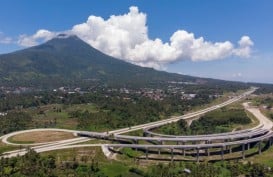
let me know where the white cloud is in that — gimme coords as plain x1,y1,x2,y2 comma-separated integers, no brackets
0,32,13,44
169,30,235,62
233,36,254,58
18,29,55,47
16,6,254,69
0,37,12,44
232,72,243,78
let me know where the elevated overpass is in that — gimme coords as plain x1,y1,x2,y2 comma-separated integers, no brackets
78,87,273,161
3,87,273,162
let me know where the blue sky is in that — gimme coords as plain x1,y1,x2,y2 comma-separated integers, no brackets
0,0,272,83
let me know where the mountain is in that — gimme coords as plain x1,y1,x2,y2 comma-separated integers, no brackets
0,34,244,89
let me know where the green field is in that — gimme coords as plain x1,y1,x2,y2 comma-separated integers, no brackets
153,103,254,136
28,103,99,130
0,142,19,155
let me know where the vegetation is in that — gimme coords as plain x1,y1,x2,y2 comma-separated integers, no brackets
0,35,201,88
0,35,273,177
0,112,32,135
0,149,105,177
1,149,272,177
253,96,273,109
0,35,255,91
145,161,272,177
254,84,273,94
190,108,251,134
0,142,18,155
252,95,273,120
155,107,251,135
0,87,225,133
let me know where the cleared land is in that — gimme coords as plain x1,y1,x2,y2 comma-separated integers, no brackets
9,131,75,144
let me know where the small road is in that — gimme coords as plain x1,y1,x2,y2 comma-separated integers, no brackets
107,88,256,135
243,102,273,130
78,88,256,138
2,137,91,158
3,87,271,160
1,128,91,158
1,128,81,146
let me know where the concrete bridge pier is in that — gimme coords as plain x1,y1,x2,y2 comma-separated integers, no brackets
205,140,211,144
229,145,233,153
258,141,262,155
221,146,224,161
158,140,163,145
132,139,138,151
196,148,200,163
171,148,174,162
206,148,210,156
185,119,193,126
145,148,148,160
143,132,146,137
180,142,186,156
247,143,250,150
225,141,229,150
133,139,138,144
242,144,245,159
181,148,184,156
269,137,272,146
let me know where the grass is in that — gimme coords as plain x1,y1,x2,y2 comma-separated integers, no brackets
0,142,19,154
65,103,99,113
41,146,141,177
250,94,273,117
7,131,75,144
36,140,273,177
27,103,99,130
153,102,256,136
247,146,273,166
121,147,143,158
17,89,249,134
74,139,112,144
41,146,108,163
101,163,130,177
184,89,245,114
123,129,144,136
243,109,260,129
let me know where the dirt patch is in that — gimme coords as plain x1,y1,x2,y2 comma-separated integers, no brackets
9,131,75,143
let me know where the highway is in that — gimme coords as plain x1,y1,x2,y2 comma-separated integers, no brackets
107,131,273,149
143,125,263,138
2,137,91,158
78,87,257,140
1,128,81,146
75,88,255,139
107,88,255,135
2,87,273,161
113,128,269,143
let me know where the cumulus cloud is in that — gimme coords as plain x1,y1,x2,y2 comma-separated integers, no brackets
233,36,254,58
18,29,55,47
16,6,254,69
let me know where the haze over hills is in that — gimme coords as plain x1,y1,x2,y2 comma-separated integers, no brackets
0,34,247,89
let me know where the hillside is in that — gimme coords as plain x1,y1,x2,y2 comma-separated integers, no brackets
0,34,246,89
